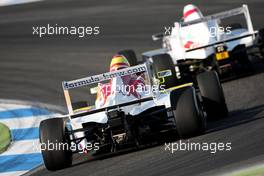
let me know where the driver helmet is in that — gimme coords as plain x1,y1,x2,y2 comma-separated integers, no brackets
110,55,130,72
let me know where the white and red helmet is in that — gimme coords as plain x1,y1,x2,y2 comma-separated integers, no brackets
183,4,203,22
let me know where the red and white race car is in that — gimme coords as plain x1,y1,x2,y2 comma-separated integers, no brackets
143,4,264,81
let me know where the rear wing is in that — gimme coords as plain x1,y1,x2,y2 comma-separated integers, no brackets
181,4,257,52
152,4,255,42
180,4,254,34
62,63,151,115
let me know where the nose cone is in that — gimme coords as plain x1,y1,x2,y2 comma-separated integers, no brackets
183,4,203,21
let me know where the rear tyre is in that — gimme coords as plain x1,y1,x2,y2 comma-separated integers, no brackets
117,49,138,66
152,53,178,89
231,44,253,74
170,87,206,138
257,28,264,58
197,71,228,120
39,118,72,170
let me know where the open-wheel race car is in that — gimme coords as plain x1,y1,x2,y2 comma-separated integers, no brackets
143,4,264,80
39,55,228,170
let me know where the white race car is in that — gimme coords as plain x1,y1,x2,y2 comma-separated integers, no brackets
143,4,264,80
39,58,227,170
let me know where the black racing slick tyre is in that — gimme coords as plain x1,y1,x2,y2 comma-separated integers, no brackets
117,49,138,66
170,87,206,138
39,118,72,170
231,44,254,74
152,53,178,89
257,28,264,58
197,71,228,120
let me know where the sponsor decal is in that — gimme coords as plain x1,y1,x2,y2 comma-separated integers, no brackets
63,65,147,90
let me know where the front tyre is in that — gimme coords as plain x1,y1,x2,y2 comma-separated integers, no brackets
117,49,138,66
152,53,178,89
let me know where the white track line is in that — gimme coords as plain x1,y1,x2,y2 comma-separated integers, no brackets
0,104,32,112
1,114,61,129
0,99,65,113
0,0,43,7
0,171,27,176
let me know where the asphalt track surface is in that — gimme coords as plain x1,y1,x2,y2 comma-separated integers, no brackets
0,0,264,176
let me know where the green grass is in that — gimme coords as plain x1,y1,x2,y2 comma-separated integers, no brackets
0,123,11,154
227,165,264,176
